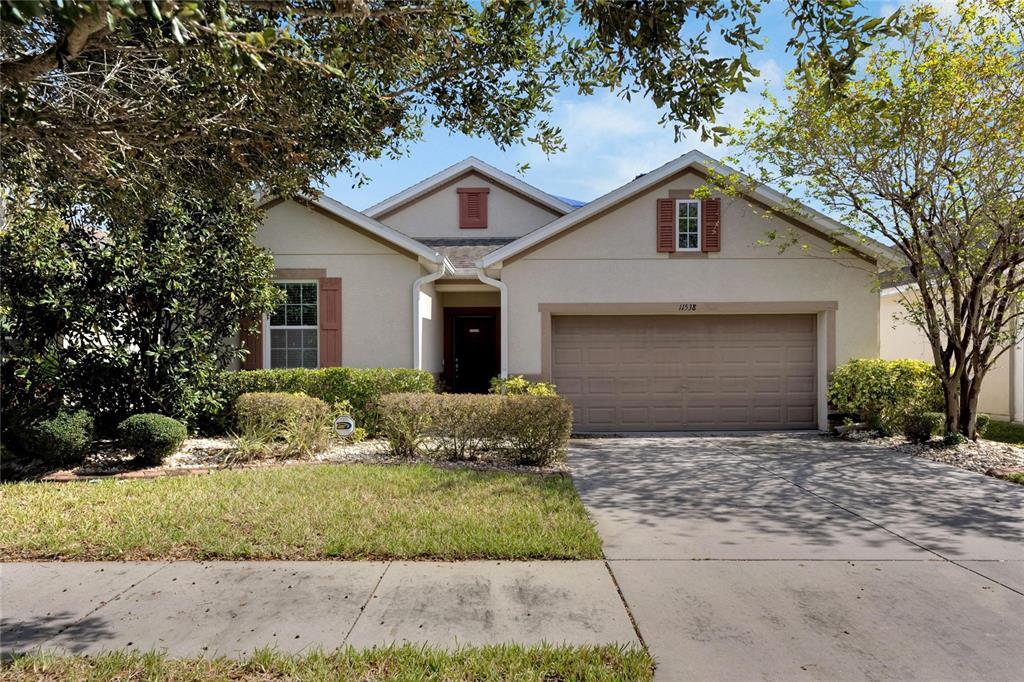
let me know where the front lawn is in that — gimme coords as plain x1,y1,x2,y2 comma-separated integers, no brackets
1,644,654,681
0,464,602,560
985,419,1024,446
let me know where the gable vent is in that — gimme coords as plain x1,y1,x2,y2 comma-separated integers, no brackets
457,187,489,229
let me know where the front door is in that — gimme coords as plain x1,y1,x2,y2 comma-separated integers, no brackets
447,309,499,393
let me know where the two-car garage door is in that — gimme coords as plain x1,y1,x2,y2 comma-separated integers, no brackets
552,315,817,431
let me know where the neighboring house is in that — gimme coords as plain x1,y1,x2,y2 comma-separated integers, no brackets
880,287,1024,423
248,150,893,432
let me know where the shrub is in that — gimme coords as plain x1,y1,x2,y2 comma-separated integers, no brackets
212,367,434,435
233,392,333,459
432,394,503,461
489,375,557,396
374,392,573,466
975,413,991,437
494,395,574,466
19,410,94,465
828,359,943,435
375,393,438,457
118,413,188,466
903,412,943,444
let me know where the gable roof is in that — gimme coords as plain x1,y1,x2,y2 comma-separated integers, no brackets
364,156,576,218
477,150,899,269
261,193,444,265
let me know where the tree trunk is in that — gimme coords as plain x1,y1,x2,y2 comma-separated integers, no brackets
942,378,960,437
959,373,984,440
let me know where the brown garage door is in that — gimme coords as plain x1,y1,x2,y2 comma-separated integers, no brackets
552,315,817,431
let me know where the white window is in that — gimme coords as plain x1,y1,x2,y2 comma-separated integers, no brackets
267,282,318,369
677,200,701,251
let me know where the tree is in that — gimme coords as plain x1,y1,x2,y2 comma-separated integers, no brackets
0,188,281,429
729,0,1024,438
1,0,901,205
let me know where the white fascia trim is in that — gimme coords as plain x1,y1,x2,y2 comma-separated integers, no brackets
476,268,508,378
259,193,444,265
364,156,575,218
477,150,899,269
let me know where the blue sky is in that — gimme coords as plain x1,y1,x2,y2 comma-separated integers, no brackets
323,1,918,210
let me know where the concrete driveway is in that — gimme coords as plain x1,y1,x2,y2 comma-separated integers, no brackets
570,433,1024,681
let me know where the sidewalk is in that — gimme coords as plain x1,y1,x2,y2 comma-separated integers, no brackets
1,561,639,657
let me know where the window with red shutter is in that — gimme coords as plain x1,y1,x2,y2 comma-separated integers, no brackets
701,197,722,252
458,188,489,229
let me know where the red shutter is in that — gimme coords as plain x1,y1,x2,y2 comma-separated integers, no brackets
239,317,263,370
656,198,676,252
702,197,721,252
458,188,489,229
318,277,342,367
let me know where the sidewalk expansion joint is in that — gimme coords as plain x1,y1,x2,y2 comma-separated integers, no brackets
342,561,390,644
602,560,649,651
40,560,173,648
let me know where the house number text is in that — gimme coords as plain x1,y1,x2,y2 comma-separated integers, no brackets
678,304,697,311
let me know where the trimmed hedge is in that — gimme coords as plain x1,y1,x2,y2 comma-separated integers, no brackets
214,367,434,435
376,392,574,466
234,392,333,459
118,413,187,466
19,410,94,465
828,359,943,435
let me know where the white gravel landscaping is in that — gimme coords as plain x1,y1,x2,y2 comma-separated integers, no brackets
843,430,1024,476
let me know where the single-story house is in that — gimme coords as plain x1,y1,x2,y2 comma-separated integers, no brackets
880,287,1024,423
248,150,899,432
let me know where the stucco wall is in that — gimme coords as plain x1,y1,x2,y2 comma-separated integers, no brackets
881,290,1013,421
376,171,561,239
500,170,880,376
256,200,421,369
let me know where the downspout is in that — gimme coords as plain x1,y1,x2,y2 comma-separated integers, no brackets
476,267,509,378
412,260,448,370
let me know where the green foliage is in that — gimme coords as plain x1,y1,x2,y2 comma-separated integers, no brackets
18,410,94,465
732,0,1024,439
117,413,187,466
0,188,280,431
828,359,943,435
975,414,991,437
903,412,944,444
233,392,333,460
214,367,434,436
489,375,557,396
376,393,574,466
1,0,900,206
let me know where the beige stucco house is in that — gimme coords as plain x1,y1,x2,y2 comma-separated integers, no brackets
880,287,1024,424
248,150,897,432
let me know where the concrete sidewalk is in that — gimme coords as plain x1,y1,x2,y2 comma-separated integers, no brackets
1,561,639,657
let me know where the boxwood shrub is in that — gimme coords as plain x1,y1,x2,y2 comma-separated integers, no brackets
376,392,574,466
902,411,944,444
19,409,94,465
828,359,943,435
118,413,188,466
213,367,434,435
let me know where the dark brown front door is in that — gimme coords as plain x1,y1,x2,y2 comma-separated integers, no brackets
445,308,499,393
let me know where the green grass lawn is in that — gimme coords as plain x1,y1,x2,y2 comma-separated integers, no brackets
984,419,1024,446
0,644,654,681
0,464,602,561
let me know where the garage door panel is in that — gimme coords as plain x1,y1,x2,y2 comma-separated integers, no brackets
552,314,816,431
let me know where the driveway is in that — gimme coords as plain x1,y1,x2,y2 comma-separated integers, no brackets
570,433,1024,681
